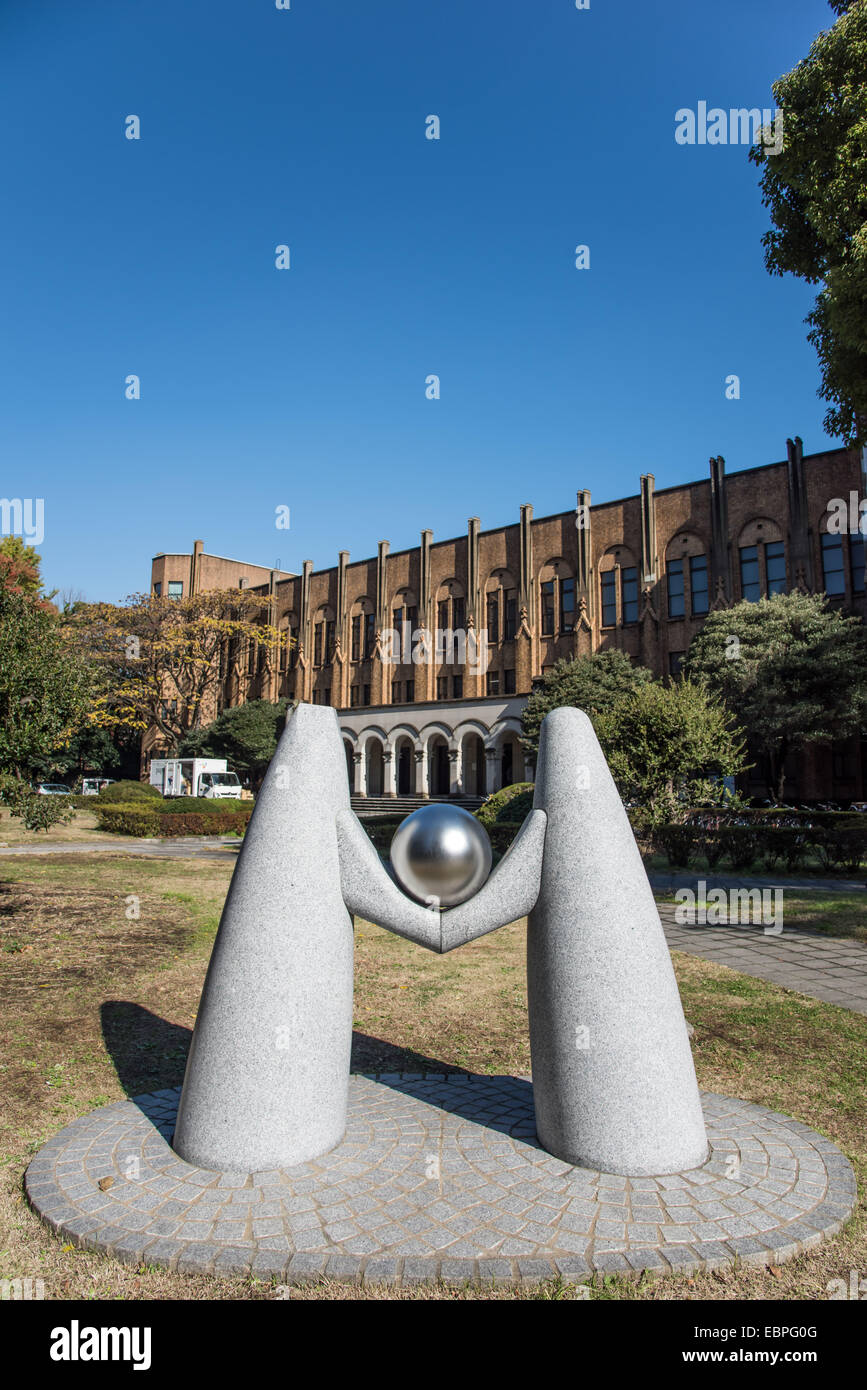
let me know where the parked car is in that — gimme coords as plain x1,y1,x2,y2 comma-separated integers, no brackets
34,783,71,796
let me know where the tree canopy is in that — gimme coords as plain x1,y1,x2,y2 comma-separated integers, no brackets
594,679,747,828
684,590,867,799
178,698,291,788
750,0,867,442
520,650,652,759
64,590,291,752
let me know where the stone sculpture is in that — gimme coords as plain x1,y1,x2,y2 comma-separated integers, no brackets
173,702,708,1178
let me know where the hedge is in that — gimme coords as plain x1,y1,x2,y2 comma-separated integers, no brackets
650,821,867,873
94,805,251,837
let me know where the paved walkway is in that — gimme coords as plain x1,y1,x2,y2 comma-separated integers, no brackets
659,906,867,1015
0,836,238,861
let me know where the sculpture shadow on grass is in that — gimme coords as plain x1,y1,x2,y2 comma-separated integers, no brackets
100,1001,525,1136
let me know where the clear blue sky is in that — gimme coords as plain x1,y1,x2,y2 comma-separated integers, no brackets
0,0,842,603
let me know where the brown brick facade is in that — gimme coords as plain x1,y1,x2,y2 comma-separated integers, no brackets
148,440,867,802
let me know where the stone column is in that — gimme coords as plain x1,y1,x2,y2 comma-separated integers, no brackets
485,746,502,793
448,746,462,796
383,749,395,797
353,750,365,797
415,746,428,798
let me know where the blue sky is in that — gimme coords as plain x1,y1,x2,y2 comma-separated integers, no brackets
0,0,843,602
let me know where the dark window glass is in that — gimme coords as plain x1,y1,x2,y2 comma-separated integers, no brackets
740,545,760,602
486,592,499,643
504,589,517,640
541,580,555,637
669,651,686,676
405,679,414,702
407,606,418,632
851,535,865,593
765,541,786,595
689,554,709,615
453,596,466,631
362,685,370,705
392,679,401,703
247,642,256,675
364,612,375,659
821,534,845,596
153,582,162,597
350,686,359,707
621,567,638,624
314,623,323,666
325,620,335,661
437,676,447,700
667,559,685,619
601,571,617,626
324,687,330,706
351,615,361,661
560,577,575,633
486,671,500,696
453,674,463,699
438,599,449,631
504,668,516,694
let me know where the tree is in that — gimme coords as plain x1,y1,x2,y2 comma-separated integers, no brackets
750,0,867,443
520,650,652,759
64,590,291,753
684,591,867,800
0,585,94,780
594,680,747,828
0,535,50,601
178,698,291,789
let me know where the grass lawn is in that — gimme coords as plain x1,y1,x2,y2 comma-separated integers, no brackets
0,852,865,1301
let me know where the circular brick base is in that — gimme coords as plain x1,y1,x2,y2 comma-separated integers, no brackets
25,1075,856,1288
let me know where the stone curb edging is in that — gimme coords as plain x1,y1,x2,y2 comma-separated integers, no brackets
25,1074,857,1289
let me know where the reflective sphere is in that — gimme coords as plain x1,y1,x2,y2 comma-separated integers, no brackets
390,804,492,908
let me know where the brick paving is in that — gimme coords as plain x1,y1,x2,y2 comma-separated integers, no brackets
25,1075,856,1288
659,907,867,1015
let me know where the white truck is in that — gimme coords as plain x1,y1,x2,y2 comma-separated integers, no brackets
148,757,242,800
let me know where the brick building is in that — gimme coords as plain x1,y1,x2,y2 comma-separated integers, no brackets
148,438,867,803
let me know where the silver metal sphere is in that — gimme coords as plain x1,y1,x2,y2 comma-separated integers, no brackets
390,803,492,908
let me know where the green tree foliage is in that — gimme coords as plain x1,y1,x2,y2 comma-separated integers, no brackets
594,680,747,829
178,698,291,789
520,651,652,759
750,0,867,442
684,591,867,800
0,585,94,781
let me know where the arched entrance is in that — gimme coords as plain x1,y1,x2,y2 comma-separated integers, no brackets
395,737,414,796
461,733,486,797
428,735,450,797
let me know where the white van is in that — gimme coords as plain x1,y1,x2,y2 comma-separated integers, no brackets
148,758,242,800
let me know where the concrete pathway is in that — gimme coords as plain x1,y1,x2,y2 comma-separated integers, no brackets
0,835,238,861
659,905,867,1016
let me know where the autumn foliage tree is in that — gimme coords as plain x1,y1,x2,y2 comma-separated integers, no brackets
64,589,292,753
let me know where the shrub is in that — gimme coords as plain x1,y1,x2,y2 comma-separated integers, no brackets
653,823,700,869
96,780,161,803
94,806,160,836
476,783,534,827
